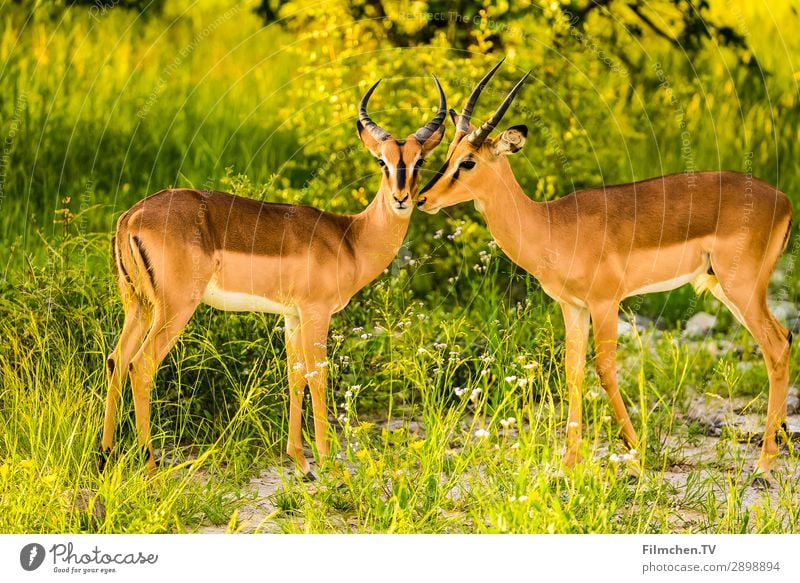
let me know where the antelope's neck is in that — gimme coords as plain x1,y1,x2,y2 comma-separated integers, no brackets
349,192,409,288
477,179,547,275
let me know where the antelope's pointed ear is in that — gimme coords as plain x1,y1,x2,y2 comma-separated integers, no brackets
490,125,528,156
357,120,384,157
419,124,445,156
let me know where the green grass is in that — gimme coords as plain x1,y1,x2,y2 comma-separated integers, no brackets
1,232,798,533
1,1,800,533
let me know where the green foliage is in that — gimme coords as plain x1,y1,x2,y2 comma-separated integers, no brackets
1,0,799,533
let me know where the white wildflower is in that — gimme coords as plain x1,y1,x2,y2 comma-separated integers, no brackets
474,428,490,438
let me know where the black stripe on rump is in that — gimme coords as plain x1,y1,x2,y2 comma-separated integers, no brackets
132,235,156,290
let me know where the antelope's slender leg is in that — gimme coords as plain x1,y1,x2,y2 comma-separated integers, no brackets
284,314,310,475
298,307,333,463
101,298,151,464
590,302,639,451
128,303,197,473
560,302,591,468
709,282,790,477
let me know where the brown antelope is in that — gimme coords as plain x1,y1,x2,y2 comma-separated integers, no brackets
417,61,793,481
101,77,446,479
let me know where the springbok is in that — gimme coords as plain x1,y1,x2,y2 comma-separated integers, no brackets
101,77,446,479
416,61,793,481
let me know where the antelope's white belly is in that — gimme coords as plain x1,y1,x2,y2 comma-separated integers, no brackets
201,277,297,315
624,260,711,298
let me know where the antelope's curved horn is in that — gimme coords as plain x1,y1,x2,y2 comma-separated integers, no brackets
467,71,530,147
457,58,505,134
414,75,447,143
359,80,391,142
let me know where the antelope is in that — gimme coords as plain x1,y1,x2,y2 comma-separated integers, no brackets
417,61,793,482
101,77,446,479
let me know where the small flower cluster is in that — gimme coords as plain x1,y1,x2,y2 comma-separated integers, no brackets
473,250,492,273
499,417,517,428
447,225,463,240
608,449,639,463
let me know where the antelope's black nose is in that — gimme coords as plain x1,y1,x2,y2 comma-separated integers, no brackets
393,194,409,204
416,197,427,208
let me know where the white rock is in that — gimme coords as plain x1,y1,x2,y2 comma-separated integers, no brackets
787,388,800,415
684,312,716,337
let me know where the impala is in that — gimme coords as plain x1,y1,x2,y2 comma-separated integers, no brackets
417,61,793,481
101,77,446,478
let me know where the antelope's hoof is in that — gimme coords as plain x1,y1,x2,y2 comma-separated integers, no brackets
97,448,111,473
751,474,772,490
302,470,318,483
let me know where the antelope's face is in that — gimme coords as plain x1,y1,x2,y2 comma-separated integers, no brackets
357,77,447,218
414,60,530,214
360,135,443,218
416,122,527,213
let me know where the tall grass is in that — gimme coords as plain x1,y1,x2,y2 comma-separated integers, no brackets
1,1,799,533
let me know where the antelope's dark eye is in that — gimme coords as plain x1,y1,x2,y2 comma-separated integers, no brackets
459,159,476,170
377,159,386,167
415,159,425,168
